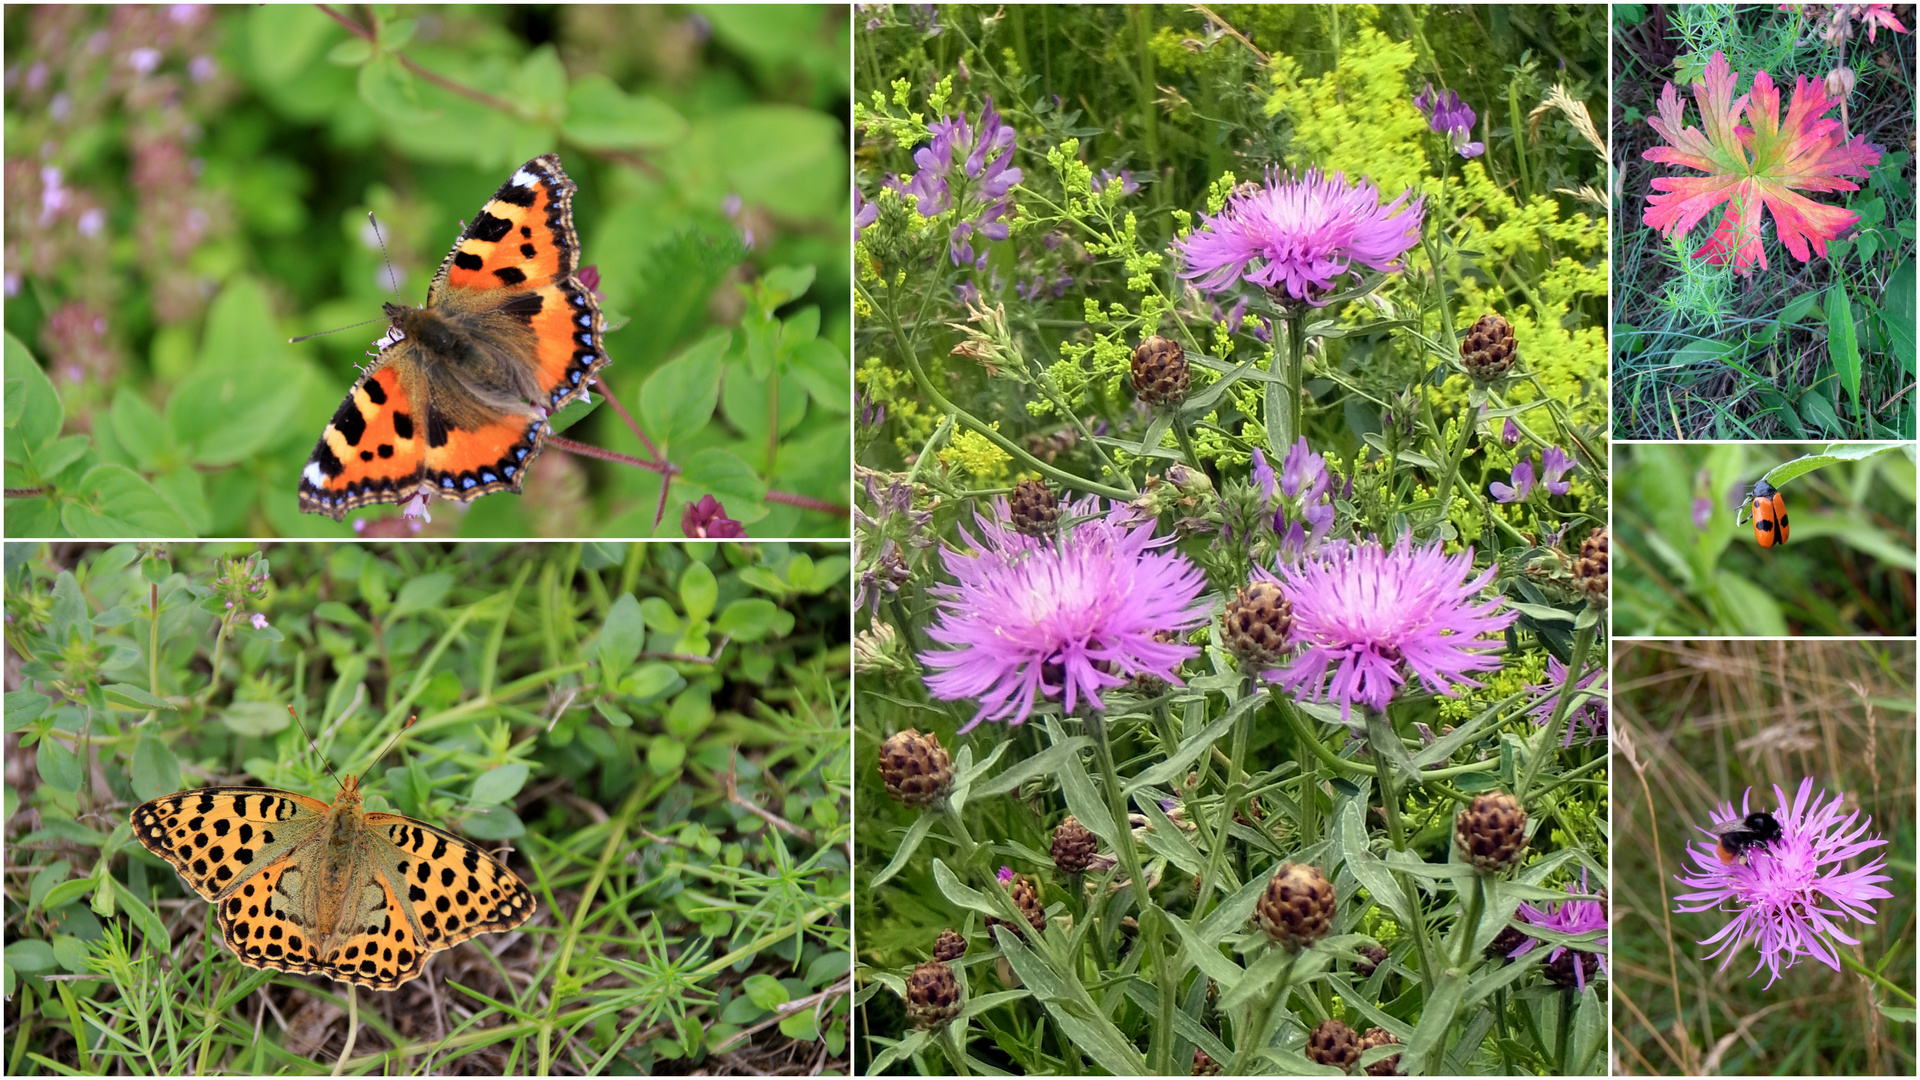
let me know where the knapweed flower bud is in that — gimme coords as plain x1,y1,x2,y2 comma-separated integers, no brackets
986,872,1047,940
879,729,953,807
1192,1048,1220,1075
1223,581,1294,668
1255,862,1335,947
1460,313,1516,382
933,928,967,962
1051,816,1098,874
1575,528,1608,606
1359,1027,1402,1076
1131,335,1191,407
1306,1018,1361,1069
1355,944,1389,977
1456,791,1529,870
1545,945,1603,990
1008,478,1059,536
905,960,961,1028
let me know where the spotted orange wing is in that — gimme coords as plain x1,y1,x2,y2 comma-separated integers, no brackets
299,153,609,520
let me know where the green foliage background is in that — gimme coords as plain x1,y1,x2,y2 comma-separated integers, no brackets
2,539,851,1072
4,5,851,538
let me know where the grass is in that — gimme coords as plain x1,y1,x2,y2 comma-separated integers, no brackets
1610,640,1915,1075
1611,4,1917,439
2,540,851,1073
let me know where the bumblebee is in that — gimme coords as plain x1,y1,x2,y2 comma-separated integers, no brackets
1709,810,1782,865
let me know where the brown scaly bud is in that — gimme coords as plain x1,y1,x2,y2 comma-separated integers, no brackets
1008,478,1059,536
1574,527,1608,607
1222,580,1293,668
1192,1048,1220,1076
1545,946,1603,990
933,928,967,962
1051,816,1098,874
905,960,961,1028
1360,1027,1402,1076
1306,1018,1362,1070
1460,313,1517,382
1455,792,1529,871
986,872,1047,940
1131,335,1190,407
1129,629,1183,695
1355,944,1389,977
1486,924,1528,962
1255,862,1335,948
879,729,953,808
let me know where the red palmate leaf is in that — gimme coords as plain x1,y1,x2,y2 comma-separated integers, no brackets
1641,50,1882,276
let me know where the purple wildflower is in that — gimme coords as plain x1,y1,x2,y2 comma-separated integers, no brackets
920,498,1210,730
903,96,1022,267
1095,168,1140,196
1414,82,1485,159
1251,438,1336,559
250,612,269,631
1262,536,1517,720
1673,778,1891,988
1490,458,1536,503
683,495,746,538
1526,656,1606,746
997,865,1015,885
853,187,877,240
1692,497,1714,530
1510,872,1609,992
1173,168,1424,306
1501,418,1522,446
1540,448,1575,496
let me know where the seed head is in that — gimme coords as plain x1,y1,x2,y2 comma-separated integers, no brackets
1574,527,1608,606
1355,943,1389,977
986,871,1047,940
1460,313,1516,382
879,729,953,807
905,960,961,1028
1131,335,1191,406
1051,816,1098,874
1008,478,1059,536
1255,862,1335,947
1223,580,1293,668
1306,1018,1361,1069
1455,792,1529,871
1359,1027,1402,1076
933,928,967,962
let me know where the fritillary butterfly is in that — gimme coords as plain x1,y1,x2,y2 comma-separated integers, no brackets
129,774,536,990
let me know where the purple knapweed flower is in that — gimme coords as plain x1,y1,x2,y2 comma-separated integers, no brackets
903,96,1022,267
1674,778,1891,988
920,498,1210,730
1414,82,1485,159
1540,448,1575,496
1490,458,1536,503
1262,535,1517,720
1173,168,1424,306
1510,872,1609,992
997,865,1015,884
1526,656,1606,746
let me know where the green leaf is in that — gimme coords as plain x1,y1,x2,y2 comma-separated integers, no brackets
130,731,181,802
389,572,453,619
104,684,175,711
4,692,50,730
562,74,688,150
167,359,307,467
744,973,790,1010
640,331,729,449
5,332,62,461
357,53,437,123
868,814,936,889
679,560,718,623
222,701,292,738
1825,283,1861,416
470,763,530,806
111,388,173,472
1879,260,1916,373
37,736,81,794
647,735,687,775
678,448,767,521
599,593,645,684
713,598,793,642
621,662,682,700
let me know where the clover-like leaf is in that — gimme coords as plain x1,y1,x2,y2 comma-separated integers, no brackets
1641,51,1882,275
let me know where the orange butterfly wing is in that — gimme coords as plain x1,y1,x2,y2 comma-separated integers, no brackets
299,154,608,520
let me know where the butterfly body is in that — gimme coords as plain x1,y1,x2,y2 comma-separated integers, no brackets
130,776,535,990
299,154,608,519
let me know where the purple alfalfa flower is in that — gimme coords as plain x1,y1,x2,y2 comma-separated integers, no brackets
902,96,1022,267
1414,82,1485,159
1501,418,1522,447
1510,871,1609,992
1526,656,1606,746
1248,438,1335,558
854,187,877,240
1540,447,1575,496
1095,168,1140,196
1490,458,1536,503
1673,778,1891,988
1692,496,1714,530
1172,167,1424,307
920,498,1210,730
1262,535,1517,721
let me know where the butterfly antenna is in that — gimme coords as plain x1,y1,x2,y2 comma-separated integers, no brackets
368,211,403,299
362,715,419,781
289,314,389,345
285,704,347,790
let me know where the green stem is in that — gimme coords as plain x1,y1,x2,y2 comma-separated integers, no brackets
1268,309,1308,450
1195,679,1259,919
1088,710,1174,1076
1836,947,1918,1003
1456,873,1487,969
942,1022,973,1076
1515,619,1595,802
941,801,981,868
1361,713,1436,982
1226,948,1297,1075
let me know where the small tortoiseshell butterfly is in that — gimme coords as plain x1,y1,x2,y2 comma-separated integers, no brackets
299,154,609,520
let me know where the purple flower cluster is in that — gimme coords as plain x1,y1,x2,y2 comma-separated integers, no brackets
1250,438,1336,560
919,497,1210,730
1526,656,1607,746
898,96,1022,267
1491,447,1576,503
1414,82,1485,159
1261,535,1517,720
1511,872,1609,992
1173,168,1424,306
1673,778,1891,988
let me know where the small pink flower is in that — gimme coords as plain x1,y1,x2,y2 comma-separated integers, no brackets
250,613,268,631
